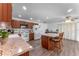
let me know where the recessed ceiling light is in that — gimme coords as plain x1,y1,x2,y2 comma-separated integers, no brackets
30,18,33,20
22,6,27,10
46,16,48,19
18,15,22,17
67,9,73,13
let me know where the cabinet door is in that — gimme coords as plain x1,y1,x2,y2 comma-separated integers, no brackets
11,20,21,28
0,3,12,22
29,32,34,41
7,3,12,22
41,36,48,49
2,3,8,22
28,22,33,29
0,4,3,21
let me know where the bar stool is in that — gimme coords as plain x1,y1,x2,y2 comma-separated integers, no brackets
52,32,64,52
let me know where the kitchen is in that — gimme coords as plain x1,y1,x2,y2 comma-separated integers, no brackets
0,3,79,56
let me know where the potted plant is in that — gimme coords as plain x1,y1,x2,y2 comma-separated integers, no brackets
0,29,9,45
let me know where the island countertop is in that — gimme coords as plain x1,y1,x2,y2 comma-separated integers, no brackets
0,34,33,56
42,33,59,37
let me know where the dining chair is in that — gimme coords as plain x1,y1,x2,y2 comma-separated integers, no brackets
59,32,64,47
52,32,64,52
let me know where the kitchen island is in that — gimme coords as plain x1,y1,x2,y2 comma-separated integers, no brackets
0,34,33,56
41,33,59,50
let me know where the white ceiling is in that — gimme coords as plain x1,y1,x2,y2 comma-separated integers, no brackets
12,3,79,23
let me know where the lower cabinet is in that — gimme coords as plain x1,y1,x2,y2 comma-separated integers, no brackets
41,35,54,50
41,36,48,49
29,32,34,41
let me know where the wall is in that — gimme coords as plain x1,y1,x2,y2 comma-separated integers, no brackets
47,23,58,32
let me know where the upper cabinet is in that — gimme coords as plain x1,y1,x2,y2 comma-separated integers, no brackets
11,20,21,28
0,3,12,22
27,22,35,29
0,3,3,21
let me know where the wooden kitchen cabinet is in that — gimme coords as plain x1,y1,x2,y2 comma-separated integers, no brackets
29,32,34,41
27,22,34,29
0,3,12,22
41,35,48,49
27,22,38,29
7,3,12,21
0,3,3,21
41,35,54,50
11,20,21,28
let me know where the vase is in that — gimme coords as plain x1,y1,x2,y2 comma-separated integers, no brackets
0,38,8,45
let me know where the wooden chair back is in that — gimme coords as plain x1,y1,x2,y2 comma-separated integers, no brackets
59,32,64,39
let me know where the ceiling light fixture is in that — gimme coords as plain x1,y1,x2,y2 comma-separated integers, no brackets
30,18,33,20
18,15,22,17
46,16,49,19
22,6,27,11
67,9,73,13
65,16,72,23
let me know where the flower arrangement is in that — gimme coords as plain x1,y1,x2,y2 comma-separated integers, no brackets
0,29,9,39
0,29,9,45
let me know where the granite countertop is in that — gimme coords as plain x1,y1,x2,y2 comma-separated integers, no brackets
0,34,33,56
